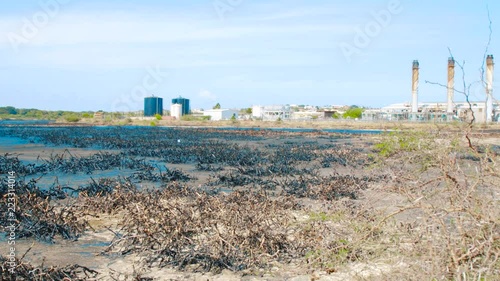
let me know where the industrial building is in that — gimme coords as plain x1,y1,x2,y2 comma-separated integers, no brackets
203,109,239,121
363,101,499,123
291,111,324,120
144,96,163,117
171,96,190,116
252,105,292,121
363,55,498,123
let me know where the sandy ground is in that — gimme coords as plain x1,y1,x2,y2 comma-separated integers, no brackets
0,136,119,162
68,117,500,131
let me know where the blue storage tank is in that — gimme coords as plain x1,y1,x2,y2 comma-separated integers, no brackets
171,97,190,115
144,97,163,116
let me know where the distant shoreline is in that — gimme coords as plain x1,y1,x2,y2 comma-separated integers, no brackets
1,118,500,135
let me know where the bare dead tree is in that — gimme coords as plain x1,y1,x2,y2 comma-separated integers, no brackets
425,6,493,150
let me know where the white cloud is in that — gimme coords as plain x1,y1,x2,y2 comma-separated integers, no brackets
0,8,363,69
0,10,354,47
239,5,353,21
198,89,217,101
0,8,356,69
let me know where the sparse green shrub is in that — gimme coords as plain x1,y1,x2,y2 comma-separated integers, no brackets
306,240,352,267
230,114,238,124
374,131,431,157
372,130,500,279
64,115,81,123
181,115,210,121
118,118,132,126
308,211,344,222
342,108,363,119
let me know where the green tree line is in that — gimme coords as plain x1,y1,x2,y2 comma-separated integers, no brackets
0,106,97,122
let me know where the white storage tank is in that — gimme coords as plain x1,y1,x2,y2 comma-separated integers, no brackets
171,104,182,120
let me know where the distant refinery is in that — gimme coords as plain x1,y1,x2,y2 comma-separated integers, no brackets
137,56,498,123
364,55,499,123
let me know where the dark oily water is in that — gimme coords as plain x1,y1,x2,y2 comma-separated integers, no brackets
0,125,377,275
0,120,55,125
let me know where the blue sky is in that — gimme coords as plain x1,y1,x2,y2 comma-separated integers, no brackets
0,0,498,111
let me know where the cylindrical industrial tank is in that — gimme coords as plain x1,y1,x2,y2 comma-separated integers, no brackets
144,97,163,117
171,97,190,115
171,104,182,120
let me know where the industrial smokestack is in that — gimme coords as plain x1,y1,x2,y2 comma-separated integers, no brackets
447,57,455,117
411,60,419,116
486,55,494,123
